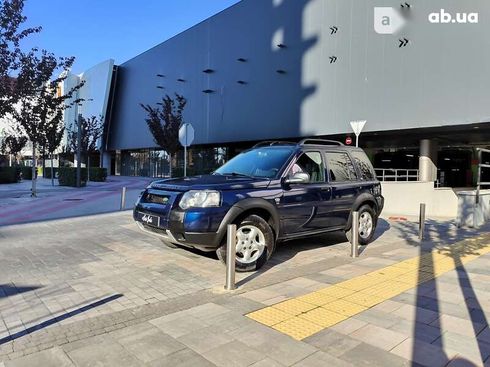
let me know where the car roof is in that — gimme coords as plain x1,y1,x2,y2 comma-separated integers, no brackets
252,140,363,151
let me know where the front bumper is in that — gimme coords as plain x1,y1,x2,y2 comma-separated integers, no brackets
136,221,221,252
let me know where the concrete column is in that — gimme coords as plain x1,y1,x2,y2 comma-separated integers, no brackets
102,151,111,172
419,139,438,182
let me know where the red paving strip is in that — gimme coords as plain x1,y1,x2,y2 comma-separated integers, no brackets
0,179,146,219
1,190,121,225
0,179,151,225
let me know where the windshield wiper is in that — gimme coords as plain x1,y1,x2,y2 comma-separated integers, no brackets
220,172,254,178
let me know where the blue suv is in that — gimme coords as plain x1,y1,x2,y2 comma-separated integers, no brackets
134,140,384,271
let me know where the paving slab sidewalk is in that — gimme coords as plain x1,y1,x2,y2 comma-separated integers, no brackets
0,210,489,366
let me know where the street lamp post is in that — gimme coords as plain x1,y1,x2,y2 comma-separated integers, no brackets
76,113,82,188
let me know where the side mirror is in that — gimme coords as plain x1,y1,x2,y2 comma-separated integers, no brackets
284,172,310,185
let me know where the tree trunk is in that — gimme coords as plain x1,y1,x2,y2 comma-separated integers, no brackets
87,154,90,183
50,154,54,187
31,142,37,197
42,146,46,178
169,152,172,178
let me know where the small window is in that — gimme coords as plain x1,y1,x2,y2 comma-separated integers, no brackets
351,150,376,180
325,152,358,182
288,151,325,183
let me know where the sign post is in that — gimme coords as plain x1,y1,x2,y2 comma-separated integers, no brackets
179,123,195,177
350,120,367,147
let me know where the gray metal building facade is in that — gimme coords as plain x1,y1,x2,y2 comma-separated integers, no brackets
106,0,490,186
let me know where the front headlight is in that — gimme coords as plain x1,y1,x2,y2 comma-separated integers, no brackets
179,190,221,210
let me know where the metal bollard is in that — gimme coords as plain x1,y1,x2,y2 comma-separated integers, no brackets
419,203,426,240
351,211,359,258
225,224,236,290
120,187,127,211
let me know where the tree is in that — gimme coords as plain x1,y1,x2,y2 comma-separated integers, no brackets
140,94,186,177
13,50,83,196
66,114,104,181
0,0,41,118
0,132,27,163
43,109,64,186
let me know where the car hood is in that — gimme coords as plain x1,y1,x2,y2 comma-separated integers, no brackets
149,174,271,191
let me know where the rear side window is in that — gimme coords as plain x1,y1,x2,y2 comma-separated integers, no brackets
325,151,358,182
350,151,376,180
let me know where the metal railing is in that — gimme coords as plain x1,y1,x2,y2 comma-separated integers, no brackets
476,148,490,204
374,168,419,182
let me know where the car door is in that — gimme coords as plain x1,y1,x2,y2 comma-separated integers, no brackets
278,151,332,235
324,150,360,228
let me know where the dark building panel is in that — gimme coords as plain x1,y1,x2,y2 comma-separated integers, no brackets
108,0,490,151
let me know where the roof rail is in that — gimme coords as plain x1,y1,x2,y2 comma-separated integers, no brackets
253,141,296,148
299,139,344,146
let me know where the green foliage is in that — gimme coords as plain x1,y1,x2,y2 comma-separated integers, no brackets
0,166,19,183
87,167,107,182
0,0,41,118
0,134,27,155
58,167,86,187
139,94,185,156
66,115,104,154
20,165,33,180
43,167,57,179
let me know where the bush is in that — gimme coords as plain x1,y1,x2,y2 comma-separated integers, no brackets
44,167,58,179
58,167,87,187
87,167,107,182
20,166,34,180
0,167,19,183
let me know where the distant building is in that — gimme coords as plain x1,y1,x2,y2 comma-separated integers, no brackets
89,0,490,187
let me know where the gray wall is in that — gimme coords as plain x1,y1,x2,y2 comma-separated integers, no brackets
108,0,490,151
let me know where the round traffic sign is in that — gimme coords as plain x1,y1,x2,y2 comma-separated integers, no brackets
345,136,352,145
179,123,195,147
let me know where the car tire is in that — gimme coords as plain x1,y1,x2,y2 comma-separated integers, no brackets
160,239,179,249
216,214,275,272
346,204,377,246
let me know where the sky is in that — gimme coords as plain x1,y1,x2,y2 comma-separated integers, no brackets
21,0,241,74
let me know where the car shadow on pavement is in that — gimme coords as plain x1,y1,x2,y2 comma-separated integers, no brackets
0,284,41,299
0,294,123,346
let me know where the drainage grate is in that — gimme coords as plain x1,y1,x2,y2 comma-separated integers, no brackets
63,198,83,201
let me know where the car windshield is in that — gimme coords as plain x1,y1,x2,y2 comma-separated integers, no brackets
214,147,295,178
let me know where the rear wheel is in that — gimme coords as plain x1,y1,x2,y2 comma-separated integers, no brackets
216,214,275,272
346,205,376,245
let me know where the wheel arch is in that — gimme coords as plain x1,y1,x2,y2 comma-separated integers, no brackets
216,198,280,244
345,193,378,231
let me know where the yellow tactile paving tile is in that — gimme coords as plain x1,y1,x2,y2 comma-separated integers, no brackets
246,239,490,340
342,292,386,308
298,307,347,327
332,278,373,291
326,299,368,316
296,291,337,306
247,307,292,326
272,299,317,316
272,316,324,340
317,285,356,298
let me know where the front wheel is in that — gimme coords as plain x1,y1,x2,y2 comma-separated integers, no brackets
346,205,377,246
216,214,275,272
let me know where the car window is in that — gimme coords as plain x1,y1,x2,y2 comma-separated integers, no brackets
325,151,358,182
288,151,325,183
350,150,376,180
